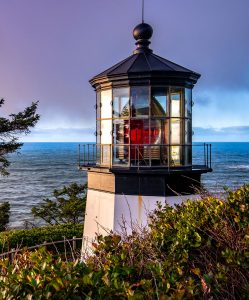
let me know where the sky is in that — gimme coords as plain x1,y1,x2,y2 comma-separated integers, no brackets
0,0,249,142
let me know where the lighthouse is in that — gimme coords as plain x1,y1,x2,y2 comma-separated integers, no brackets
80,22,212,245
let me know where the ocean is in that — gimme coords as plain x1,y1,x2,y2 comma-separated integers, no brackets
0,142,248,228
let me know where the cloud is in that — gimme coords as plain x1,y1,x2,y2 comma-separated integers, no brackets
193,89,249,128
20,127,95,142
193,93,211,107
193,126,249,142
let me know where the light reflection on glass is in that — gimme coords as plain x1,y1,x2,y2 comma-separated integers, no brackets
101,89,112,119
131,86,149,117
170,119,181,144
151,87,167,116
113,88,129,118
171,146,180,166
101,120,112,144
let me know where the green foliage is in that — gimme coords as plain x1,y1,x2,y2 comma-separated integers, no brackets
31,183,87,225
0,185,248,299
89,184,249,299
0,248,89,299
0,202,10,232
0,99,39,176
0,223,83,252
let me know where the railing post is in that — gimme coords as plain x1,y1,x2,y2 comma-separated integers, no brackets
109,144,111,168
206,144,209,167
11,248,15,262
168,145,170,172
87,144,89,165
96,143,97,165
73,236,76,251
203,143,206,167
93,144,95,164
138,145,140,170
78,144,80,168
210,144,212,168
83,144,85,164
101,144,103,165
134,145,136,166
149,144,151,167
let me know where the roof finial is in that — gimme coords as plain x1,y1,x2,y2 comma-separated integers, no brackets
133,22,153,54
142,0,144,23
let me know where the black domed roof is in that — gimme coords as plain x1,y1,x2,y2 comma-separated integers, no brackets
89,23,200,88
92,52,198,77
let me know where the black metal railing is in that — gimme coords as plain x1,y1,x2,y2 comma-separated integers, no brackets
78,143,212,171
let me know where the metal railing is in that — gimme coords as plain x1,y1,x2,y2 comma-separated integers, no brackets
78,143,212,171
0,237,83,262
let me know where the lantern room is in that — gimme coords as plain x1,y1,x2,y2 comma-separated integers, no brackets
88,23,201,169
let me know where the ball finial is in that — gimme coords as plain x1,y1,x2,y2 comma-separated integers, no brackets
133,23,153,41
133,23,153,54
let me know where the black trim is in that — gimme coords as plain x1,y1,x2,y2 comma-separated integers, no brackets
87,169,204,197
114,173,202,196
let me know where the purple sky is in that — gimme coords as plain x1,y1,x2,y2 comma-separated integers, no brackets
0,0,249,141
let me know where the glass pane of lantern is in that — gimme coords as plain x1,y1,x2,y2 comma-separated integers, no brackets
170,88,182,117
113,119,129,145
101,120,112,144
150,119,162,144
131,86,149,117
113,145,129,166
96,144,101,165
96,121,101,145
101,145,111,166
130,119,149,144
113,88,129,118
185,119,192,144
97,92,101,119
185,88,192,118
183,144,192,166
151,87,168,116
150,119,162,164
162,119,170,145
130,119,149,166
171,146,181,166
101,89,112,119
170,118,181,144
130,144,150,166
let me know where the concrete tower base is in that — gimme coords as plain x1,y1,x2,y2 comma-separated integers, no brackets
81,168,203,254
83,188,199,239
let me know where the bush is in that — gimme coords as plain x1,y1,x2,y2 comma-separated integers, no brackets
0,223,83,252
0,202,10,231
88,185,249,299
0,185,248,299
0,248,88,299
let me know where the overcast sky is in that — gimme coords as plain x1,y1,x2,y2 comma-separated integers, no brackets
0,0,249,142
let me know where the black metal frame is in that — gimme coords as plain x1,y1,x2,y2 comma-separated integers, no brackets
78,143,212,173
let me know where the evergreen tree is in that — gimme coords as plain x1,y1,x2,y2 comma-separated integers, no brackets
32,183,87,225
0,99,39,176
0,202,10,231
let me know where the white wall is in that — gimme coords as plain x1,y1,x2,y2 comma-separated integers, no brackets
83,189,199,241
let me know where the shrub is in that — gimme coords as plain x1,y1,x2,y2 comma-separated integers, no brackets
0,223,83,252
89,185,249,299
0,185,248,299
0,248,89,299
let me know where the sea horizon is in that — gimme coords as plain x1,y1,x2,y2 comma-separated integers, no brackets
0,142,248,228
